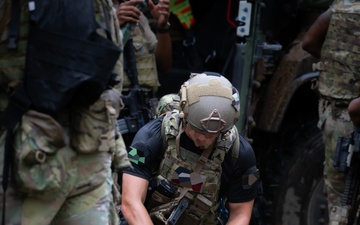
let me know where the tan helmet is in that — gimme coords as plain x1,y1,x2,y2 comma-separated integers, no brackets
179,72,240,133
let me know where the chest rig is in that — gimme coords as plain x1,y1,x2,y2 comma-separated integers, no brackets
150,110,239,225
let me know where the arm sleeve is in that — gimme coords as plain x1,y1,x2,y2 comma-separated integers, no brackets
221,134,260,203
122,117,164,180
139,13,157,53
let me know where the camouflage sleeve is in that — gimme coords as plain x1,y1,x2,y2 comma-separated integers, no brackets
94,0,124,93
139,13,157,53
112,130,132,170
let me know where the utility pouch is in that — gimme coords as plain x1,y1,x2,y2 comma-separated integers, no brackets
178,194,212,224
12,110,72,195
179,209,203,225
123,54,159,89
71,89,123,154
147,179,176,209
150,201,179,225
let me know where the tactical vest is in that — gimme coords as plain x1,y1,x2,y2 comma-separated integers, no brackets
319,0,360,100
150,110,239,225
122,13,159,91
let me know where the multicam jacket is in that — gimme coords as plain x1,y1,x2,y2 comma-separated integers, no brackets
319,0,360,100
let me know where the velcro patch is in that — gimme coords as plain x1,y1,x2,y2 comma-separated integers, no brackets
242,168,260,189
128,146,146,165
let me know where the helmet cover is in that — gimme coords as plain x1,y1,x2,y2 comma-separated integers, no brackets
179,72,240,133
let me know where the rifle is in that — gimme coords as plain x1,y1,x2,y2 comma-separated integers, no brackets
333,127,360,225
117,0,156,135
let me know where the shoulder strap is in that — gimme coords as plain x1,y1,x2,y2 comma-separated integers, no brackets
160,111,169,152
231,126,240,168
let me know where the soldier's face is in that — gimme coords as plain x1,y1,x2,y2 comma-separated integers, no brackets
184,123,219,149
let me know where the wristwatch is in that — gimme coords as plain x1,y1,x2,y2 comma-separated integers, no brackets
157,22,171,34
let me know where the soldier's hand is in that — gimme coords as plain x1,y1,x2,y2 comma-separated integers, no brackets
116,0,143,27
148,0,170,29
348,97,360,127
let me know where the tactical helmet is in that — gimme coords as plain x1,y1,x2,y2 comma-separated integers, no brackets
156,93,180,117
179,72,240,133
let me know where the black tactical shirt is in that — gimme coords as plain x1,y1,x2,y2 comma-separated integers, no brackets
122,117,259,203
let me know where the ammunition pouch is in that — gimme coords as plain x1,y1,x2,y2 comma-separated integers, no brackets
10,110,73,195
147,179,176,210
123,54,159,91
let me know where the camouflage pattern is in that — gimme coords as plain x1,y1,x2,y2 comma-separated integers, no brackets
0,128,120,225
122,13,159,92
151,110,239,225
156,93,180,117
71,89,123,154
94,0,124,94
0,0,130,224
318,99,353,225
331,0,360,13
317,1,360,224
319,4,360,100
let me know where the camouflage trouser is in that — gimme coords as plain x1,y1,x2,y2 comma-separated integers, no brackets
0,133,119,225
318,98,354,225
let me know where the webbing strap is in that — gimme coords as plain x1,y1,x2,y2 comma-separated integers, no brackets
194,142,214,174
7,0,20,50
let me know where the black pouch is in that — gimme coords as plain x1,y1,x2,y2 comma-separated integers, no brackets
25,0,121,114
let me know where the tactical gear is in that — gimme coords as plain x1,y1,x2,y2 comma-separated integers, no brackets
122,14,159,91
148,109,240,225
156,93,180,117
179,72,240,133
319,11,360,100
0,1,128,224
71,89,123,154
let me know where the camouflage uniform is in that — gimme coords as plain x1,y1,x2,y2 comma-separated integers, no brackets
0,0,131,224
317,1,360,224
122,13,159,93
155,93,180,117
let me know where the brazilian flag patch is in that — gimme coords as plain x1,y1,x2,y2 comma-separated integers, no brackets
128,146,146,165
